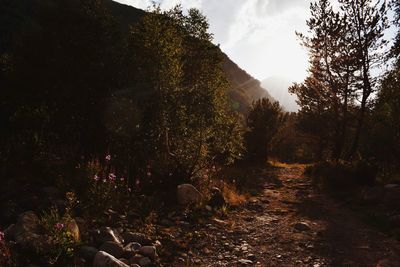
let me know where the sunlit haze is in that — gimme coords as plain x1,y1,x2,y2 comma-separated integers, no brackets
115,0,311,83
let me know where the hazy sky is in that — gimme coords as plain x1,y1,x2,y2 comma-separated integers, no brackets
115,0,311,83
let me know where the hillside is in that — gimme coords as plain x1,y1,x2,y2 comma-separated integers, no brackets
104,0,275,114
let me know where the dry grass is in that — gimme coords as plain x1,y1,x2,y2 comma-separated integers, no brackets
212,179,248,206
268,158,310,169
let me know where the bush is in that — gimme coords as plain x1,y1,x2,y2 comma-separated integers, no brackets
38,207,79,265
307,160,378,192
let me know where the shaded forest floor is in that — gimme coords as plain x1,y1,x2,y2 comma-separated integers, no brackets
158,164,400,266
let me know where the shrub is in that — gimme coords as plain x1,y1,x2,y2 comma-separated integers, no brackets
307,160,378,192
38,207,79,265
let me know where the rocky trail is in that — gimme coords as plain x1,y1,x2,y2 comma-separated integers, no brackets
159,164,400,267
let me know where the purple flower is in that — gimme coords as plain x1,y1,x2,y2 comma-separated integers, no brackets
105,154,111,161
55,222,64,231
93,174,100,181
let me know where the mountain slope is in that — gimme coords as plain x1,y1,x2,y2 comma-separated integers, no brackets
104,0,275,114
0,0,275,114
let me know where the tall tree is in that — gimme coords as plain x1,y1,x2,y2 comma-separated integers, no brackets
291,0,357,160
339,0,389,159
245,98,286,161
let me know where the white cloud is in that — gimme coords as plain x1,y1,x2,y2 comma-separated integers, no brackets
114,0,311,82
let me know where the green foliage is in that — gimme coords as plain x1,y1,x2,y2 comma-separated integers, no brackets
307,161,377,192
38,207,79,265
245,98,286,161
0,0,244,200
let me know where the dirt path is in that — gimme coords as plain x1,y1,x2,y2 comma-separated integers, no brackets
160,165,400,266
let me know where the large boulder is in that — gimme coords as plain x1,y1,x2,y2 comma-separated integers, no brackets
93,251,129,267
78,245,99,262
14,211,42,250
139,246,157,260
99,241,124,258
177,184,202,205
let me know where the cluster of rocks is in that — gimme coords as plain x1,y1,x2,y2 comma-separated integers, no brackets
82,227,160,267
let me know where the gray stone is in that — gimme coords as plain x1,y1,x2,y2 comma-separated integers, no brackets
93,227,122,246
124,242,141,252
138,257,152,267
139,246,157,259
79,245,99,262
93,251,129,267
14,211,41,250
123,232,151,245
238,259,253,265
100,241,124,258
177,184,202,205
294,222,311,231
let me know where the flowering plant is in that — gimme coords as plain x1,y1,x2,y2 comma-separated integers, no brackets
38,207,78,265
84,155,132,218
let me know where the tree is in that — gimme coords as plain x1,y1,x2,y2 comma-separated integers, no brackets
339,0,389,159
291,0,388,161
291,0,357,160
128,5,243,189
245,98,286,161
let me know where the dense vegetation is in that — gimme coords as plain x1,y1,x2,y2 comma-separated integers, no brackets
1,0,400,265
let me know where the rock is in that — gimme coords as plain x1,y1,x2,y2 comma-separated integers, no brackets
247,254,256,261
124,242,141,252
119,258,129,265
139,246,157,259
138,257,152,267
14,211,41,250
361,186,384,204
238,259,253,265
129,255,143,264
294,222,311,231
208,187,226,208
122,232,151,245
65,218,80,242
177,184,202,205
78,245,99,262
99,241,124,258
93,227,122,246
93,251,129,267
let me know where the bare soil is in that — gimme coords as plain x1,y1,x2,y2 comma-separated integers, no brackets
158,164,400,266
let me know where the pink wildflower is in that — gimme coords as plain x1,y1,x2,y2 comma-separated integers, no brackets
120,177,125,182
146,172,151,177
55,222,64,230
108,173,116,182
93,174,100,181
